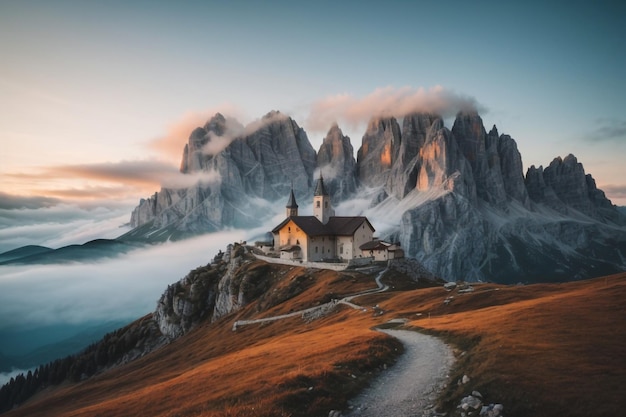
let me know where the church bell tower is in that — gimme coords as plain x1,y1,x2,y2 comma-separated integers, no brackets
313,175,334,224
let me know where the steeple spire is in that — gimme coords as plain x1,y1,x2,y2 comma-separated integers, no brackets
314,173,328,196
285,185,298,217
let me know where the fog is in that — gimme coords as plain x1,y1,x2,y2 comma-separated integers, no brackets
0,230,247,330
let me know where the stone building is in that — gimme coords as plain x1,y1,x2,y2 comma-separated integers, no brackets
272,176,375,262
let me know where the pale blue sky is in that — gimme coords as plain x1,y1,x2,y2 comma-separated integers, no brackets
1,0,625,204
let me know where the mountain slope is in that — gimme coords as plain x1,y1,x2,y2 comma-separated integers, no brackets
2,252,624,417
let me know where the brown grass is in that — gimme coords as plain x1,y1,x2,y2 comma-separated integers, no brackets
6,269,626,417
382,273,626,417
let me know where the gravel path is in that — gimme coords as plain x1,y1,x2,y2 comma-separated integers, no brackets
346,329,454,417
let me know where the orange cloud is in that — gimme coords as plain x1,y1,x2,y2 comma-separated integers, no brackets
149,103,245,164
5,159,223,202
306,85,484,132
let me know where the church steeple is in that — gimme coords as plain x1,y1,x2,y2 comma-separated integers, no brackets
313,174,334,224
286,187,298,217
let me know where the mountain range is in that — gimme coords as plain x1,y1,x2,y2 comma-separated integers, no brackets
126,110,626,284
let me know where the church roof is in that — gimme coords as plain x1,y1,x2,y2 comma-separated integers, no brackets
286,189,298,208
272,216,374,236
359,240,392,251
314,176,328,196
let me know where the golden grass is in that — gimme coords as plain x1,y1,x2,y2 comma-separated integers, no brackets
6,268,626,417
388,273,626,417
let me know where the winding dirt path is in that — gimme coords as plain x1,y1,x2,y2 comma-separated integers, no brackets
346,329,454,417
232,263,454,415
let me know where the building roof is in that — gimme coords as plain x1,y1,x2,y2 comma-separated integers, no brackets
272,215,374,237
314,176,328,196
359,240,402,251
359,240,391,251
286,189,298,208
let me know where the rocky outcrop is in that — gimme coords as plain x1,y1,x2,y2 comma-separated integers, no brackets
357,117,402,187
129,112,317,238
452,112,507,207
154,244,277,339
414,119,477,200
316,124,358,201
525,154,619,222
386,113,440,199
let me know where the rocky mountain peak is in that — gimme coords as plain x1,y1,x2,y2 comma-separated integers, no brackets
525,153,619,222
317,123,357,201
203,112,227,133
357,116,402,187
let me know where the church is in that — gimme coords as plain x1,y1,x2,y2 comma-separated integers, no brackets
272,177,375,262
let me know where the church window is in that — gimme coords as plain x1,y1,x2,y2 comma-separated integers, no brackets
296,239,300,244
315,246,318,253
316,201,320,208
288,227,291,232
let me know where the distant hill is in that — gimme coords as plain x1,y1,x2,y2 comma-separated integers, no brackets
0,239,143,266
2,245,624,417
0,245,52,263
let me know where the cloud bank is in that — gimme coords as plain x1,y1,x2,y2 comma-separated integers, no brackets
0,231,247,332
306,85,485,132
0,202,132,253
149,104,245,163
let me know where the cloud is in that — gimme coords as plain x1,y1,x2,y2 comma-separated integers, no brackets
5,159,223,202
149,104,245,163
590,118,626,142
306,85,485,132
600,184,626,200
0,192,60,210
0,231,247,360
0,203,133,253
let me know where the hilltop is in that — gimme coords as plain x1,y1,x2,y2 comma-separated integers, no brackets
1,244,624,417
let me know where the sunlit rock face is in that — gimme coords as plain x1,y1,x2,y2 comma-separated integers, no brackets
316,124,358,202
356,117,402,187
386,113,440,199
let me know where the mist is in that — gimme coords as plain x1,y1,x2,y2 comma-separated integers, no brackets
306,85,485,133
0,203,133,253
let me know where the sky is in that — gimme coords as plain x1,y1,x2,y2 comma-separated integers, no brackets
1,0,626,241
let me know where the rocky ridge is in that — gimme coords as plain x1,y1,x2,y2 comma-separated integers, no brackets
127,110,626,283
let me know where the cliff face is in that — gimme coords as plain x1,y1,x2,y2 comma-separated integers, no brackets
154,243,274,339
317,124,358,201
129,112,316,237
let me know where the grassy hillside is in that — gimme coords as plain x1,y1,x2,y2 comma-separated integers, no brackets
4,264,625,417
